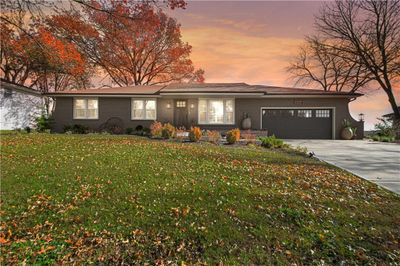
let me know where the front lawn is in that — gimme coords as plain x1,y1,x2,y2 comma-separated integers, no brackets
1,134,399,264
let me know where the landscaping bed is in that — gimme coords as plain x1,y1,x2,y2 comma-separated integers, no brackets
1,133,399,264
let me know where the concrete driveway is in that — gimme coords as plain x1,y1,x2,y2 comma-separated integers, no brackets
285,139,400,195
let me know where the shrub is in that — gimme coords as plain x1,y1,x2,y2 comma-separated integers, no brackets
380,136,394,142
150,121,163,138
259,135,284,149
24,126,31,133
372,135,380,141
35,114,52,132
125,128,134,135
226,128,240,144
142,128,151,136
242,130,256,145
63,124,89,134
207,130,221,144
135,125,144,132
162,123,176,139
189,127,202,142
294,145,308,155
374,117,395,138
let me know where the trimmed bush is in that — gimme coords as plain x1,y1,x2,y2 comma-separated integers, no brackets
162,123,176,139
226,128,240,144
150,121,163,138
207,130,221,144
380,136,395,142
372,135,380,141
143,128,151,136
259,135,284,149
189,127,202,142
35,114,52,132
64,124,89,134
125,128,134,135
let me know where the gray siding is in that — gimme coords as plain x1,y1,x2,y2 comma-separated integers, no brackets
51,96,363,139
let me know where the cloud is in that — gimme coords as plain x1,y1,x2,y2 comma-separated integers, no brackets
181,26,303,85
181,25,399,130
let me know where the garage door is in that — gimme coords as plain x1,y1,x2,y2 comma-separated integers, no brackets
261,108,333,139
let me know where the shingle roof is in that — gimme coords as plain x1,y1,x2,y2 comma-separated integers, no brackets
161,83,262,93
45,82,362,97
0,79,43,96
47,85,164,95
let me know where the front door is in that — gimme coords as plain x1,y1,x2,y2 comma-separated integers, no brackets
174,100,188,128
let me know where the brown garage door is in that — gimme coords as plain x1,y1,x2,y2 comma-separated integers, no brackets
261,108,333,139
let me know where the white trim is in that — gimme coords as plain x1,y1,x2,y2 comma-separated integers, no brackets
160,93,264,96
198,98,235,125
73,97,99,120
131,98,157,120
259,107,336,140
49,94,161,98
261,95,355,98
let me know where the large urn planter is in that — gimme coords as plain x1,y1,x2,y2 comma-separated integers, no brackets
341,127,354,140
242,114,251,130
341,119,355,140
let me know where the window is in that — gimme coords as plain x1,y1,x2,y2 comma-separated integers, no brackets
73,98,98,119
297,110,312,118
176,101,186,108
316,109,330,118
131,99,156,120
198,99,234,124
262,110,295,117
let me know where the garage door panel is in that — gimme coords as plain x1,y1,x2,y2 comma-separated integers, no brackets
262,109,332,139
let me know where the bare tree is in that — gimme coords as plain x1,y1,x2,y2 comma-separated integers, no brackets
288,36,372,93
315,0,400,119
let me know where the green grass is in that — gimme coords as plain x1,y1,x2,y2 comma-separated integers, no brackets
1,133,399,264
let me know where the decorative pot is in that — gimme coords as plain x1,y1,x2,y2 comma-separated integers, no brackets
242,117,251,130
341,127,354,140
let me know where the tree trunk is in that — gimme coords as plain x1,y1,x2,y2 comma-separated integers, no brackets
385,88,400,140
386,88,400,119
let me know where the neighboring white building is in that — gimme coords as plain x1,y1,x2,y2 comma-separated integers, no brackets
0,80,44,130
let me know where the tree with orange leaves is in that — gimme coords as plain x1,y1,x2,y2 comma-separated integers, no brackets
49,1,204,86
1,22,91,112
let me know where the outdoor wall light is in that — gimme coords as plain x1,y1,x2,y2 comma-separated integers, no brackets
166,103,171,109
359,113,365,121
190,103,195,109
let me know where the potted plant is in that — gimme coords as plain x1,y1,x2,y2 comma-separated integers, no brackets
341,119,354,140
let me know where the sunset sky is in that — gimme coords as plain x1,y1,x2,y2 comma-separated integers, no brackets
167,1,400,130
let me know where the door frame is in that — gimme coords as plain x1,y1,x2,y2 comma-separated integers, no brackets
174,99,189,128
259,107,336,140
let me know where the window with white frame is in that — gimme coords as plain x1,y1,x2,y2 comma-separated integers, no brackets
316,109,330,118
73,98,98,119
131,99,156,120
297,110,312,118
198,99,234,124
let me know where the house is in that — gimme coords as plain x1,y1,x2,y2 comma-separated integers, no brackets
0,79,44,130
46,83,364,139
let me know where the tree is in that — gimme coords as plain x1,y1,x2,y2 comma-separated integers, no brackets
289,0,400,120
1,24,33,84
288,36,372,93
48,1,204,86
1,22,91,112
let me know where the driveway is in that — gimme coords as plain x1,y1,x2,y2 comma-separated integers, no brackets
285,139,400,195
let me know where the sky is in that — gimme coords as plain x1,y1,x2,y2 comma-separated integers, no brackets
168,1,400,130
